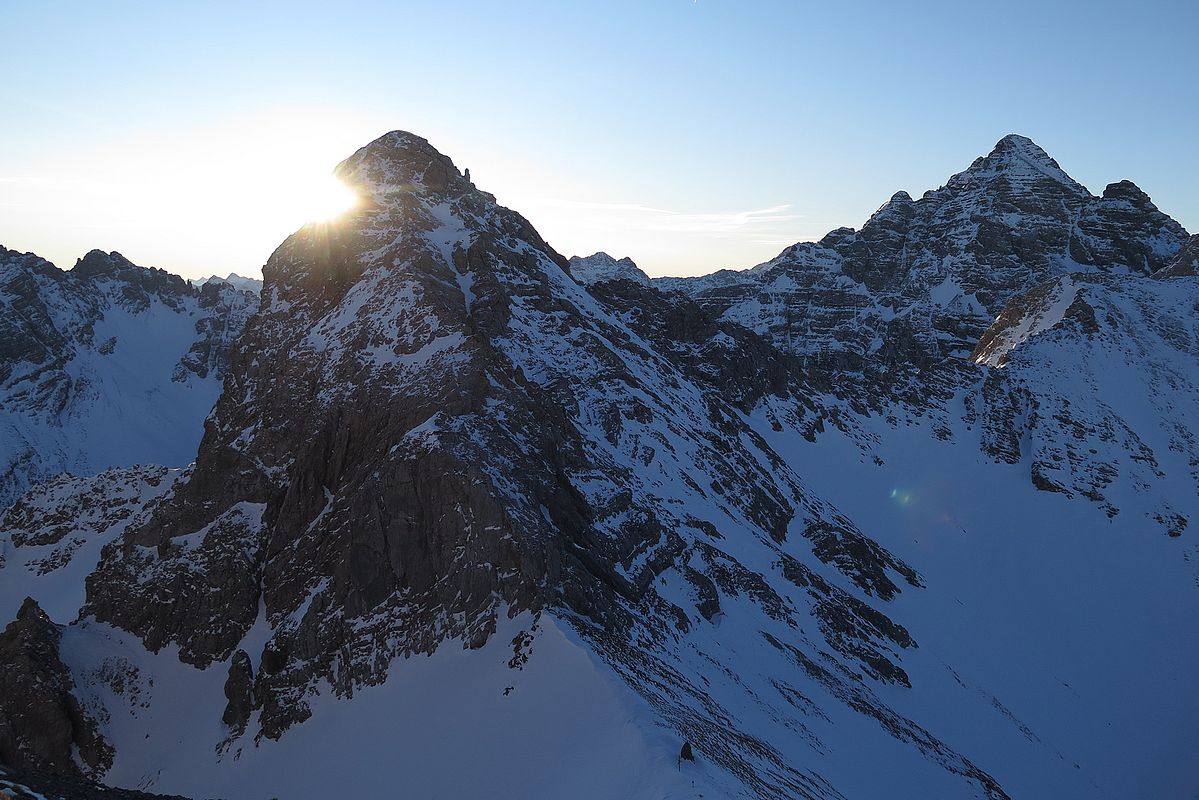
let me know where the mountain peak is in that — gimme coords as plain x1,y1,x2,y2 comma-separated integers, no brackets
1101,179,1153,205
959,133,1084,190
569,252,650,286
992,132,1048,155
989,134,1060,167
70,249,138,279
334,129,473,204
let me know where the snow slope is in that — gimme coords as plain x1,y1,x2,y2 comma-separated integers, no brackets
57,613,721,800
750,399,1199,800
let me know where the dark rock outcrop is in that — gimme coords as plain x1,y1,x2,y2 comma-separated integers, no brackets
0,765,193,800
0,599,111,779
221,649,256,733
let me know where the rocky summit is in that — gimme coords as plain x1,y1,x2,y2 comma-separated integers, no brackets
0,132,1196,800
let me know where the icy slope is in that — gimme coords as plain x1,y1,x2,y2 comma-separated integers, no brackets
54,612,716,800
0,248,257,508
751,405,1199,800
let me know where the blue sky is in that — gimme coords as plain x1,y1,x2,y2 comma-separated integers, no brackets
2,0,1196,278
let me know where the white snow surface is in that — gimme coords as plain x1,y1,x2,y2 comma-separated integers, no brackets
57,612,718,800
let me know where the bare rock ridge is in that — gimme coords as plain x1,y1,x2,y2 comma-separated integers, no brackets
0,131,1195,800
193,273,264,294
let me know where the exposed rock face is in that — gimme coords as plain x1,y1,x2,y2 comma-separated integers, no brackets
0,598,111,779
221,649,255,734
584,275,811,412
0,247,257,508
193,273,264,294
175,280,257,380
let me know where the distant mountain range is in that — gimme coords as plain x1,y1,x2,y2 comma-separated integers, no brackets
1,132,1196,800
190,273,265,294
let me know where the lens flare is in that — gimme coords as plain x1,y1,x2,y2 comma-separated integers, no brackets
292,174,359,222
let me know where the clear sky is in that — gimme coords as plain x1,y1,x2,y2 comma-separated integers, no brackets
2,0,1196,280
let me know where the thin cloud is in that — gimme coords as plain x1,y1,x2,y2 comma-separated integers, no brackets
541,198,803,235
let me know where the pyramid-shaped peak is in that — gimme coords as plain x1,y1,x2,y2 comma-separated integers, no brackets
986,134,1075,180
335,129,471,201
352,130,448,164
991,133,1053,159
948,134,1086,194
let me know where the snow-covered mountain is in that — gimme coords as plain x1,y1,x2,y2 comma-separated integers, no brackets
654,135,1188,401
192,273,265,294
568,252,652,286
0,248,258,509
1,133,1196,800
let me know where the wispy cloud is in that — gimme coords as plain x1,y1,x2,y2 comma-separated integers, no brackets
540,198,803,236
469,194,839,275
556,199,800,235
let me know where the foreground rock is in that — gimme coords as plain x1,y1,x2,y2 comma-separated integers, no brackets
0,599,110,778
0,765,193,800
